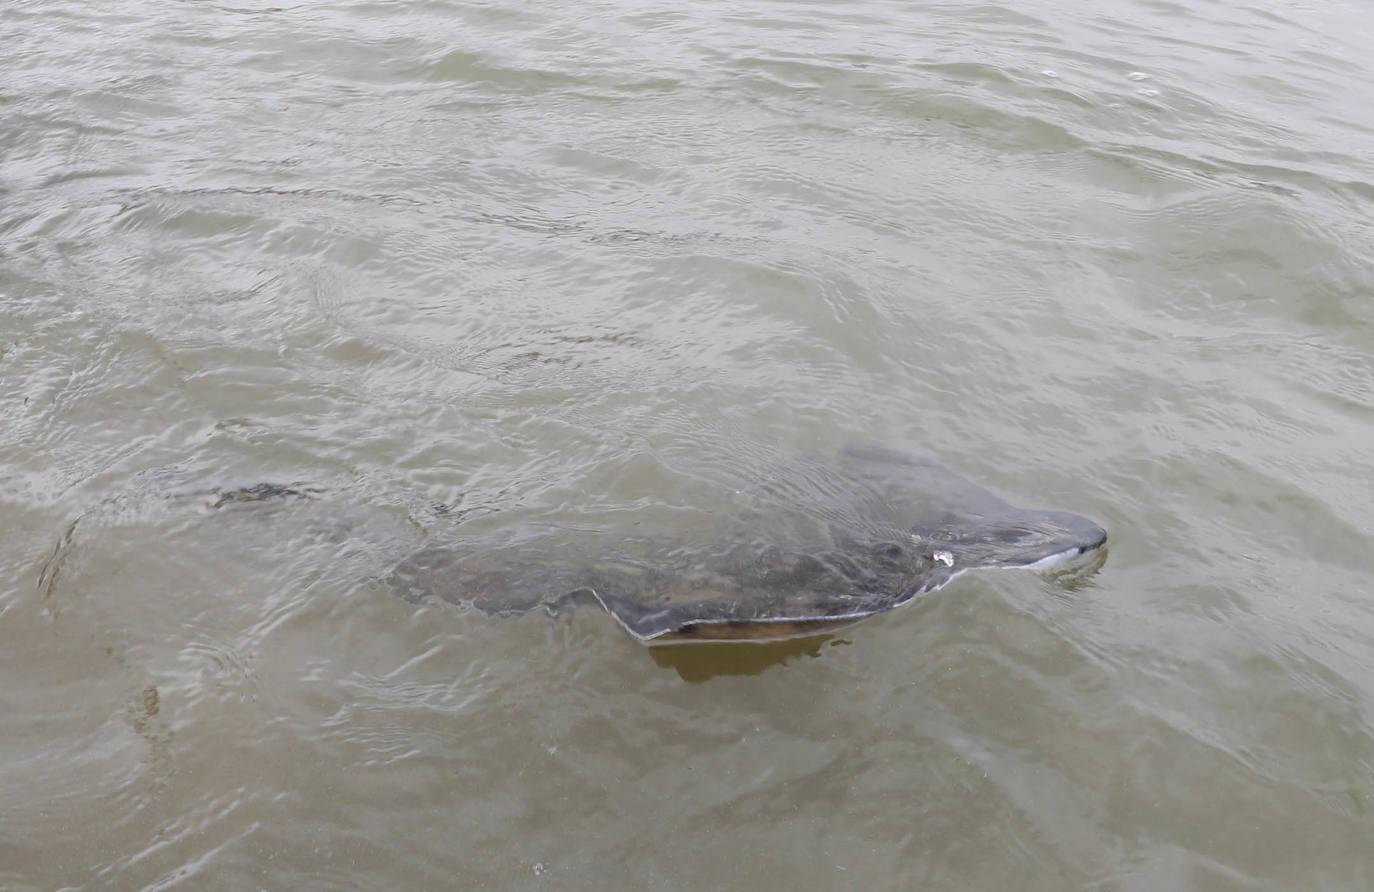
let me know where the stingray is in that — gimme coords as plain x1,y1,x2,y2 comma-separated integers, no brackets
388,447,1107,645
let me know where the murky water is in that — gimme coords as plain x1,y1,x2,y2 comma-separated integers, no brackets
4,0,1373,888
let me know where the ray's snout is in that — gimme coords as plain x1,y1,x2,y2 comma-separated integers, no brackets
1044,509,1109,553
952,508,1107,569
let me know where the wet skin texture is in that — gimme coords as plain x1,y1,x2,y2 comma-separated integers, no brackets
389,447,1108,645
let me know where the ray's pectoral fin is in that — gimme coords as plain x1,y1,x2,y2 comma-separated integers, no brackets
590,585,928,646
591,591,874,644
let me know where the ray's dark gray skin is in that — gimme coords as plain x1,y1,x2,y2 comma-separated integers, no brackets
389,447,1107,645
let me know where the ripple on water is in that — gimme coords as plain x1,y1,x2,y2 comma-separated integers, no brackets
5,0,1374,887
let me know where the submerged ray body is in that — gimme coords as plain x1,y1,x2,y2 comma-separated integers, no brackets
389,447,1108,645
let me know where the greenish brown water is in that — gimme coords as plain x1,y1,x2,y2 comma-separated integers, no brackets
3,0,1373,888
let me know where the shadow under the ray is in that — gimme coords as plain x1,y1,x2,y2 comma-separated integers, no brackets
647,634,845,682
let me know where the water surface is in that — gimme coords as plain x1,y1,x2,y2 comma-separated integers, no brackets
3,0,1373,888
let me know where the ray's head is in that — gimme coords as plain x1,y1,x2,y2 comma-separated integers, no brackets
913,506,1108,574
